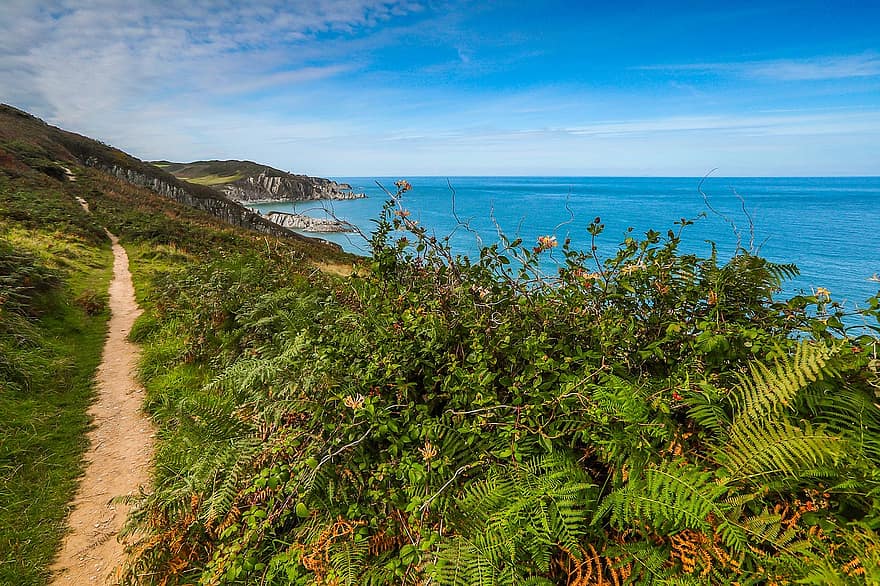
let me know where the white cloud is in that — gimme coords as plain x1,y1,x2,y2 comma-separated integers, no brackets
638,53,880,81
748,54,880,81
0,1,421,129
559,111,880,138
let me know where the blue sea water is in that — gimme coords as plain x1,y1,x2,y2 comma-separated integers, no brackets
250,177,880,312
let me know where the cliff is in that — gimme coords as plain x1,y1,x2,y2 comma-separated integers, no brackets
89,160,297,239
156,160,366,203
264,211,355,233
0,104,338,248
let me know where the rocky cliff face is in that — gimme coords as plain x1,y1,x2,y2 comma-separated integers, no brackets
87,159,302,240
221,171,365,203
265,211,355,233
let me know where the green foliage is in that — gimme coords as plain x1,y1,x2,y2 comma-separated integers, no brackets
599,459,729,536
433,454,597,585
119,183,880,585
0,203,113,584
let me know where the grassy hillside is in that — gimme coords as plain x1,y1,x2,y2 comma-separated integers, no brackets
152,159,297,191
0,106,355,585
152,158,358,202
0,104,340,242
153,159,272,182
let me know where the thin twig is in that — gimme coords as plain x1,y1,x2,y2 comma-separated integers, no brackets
419,463,479,512
697,169,742,250
731,187,756,252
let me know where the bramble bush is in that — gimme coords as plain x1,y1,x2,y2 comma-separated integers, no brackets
122,182,880,585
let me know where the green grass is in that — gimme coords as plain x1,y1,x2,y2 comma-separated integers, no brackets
182,173,243,186
0,233,113,585
0,171,114,585
124,241,193,305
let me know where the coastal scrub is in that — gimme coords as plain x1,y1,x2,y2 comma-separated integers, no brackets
117,181,880,585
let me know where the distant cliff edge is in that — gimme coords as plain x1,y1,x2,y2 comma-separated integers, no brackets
264,211,355,233
155,160,366,203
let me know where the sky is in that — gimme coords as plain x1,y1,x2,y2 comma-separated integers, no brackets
1,0,878,176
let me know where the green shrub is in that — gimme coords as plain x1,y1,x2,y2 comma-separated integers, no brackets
120,184,880,585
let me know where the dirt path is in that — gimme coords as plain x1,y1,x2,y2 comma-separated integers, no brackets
51,231,154,585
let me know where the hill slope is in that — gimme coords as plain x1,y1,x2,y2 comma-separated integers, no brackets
155,159,365,203
0,104,338,247
0,104,355,584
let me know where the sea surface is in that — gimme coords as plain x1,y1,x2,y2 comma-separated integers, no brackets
249,176,880,314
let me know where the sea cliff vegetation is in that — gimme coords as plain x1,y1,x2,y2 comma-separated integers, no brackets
117,181,880,584
0,109,347,584
2,105,880,584
154,159,365,203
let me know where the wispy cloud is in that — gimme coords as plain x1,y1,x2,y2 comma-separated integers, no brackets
0,0,422,128
558,111,880,137
639,53,880,81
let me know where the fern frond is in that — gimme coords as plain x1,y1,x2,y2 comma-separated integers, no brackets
433,453,597,584
715,342,849,486
433,536,504,586
732,342,834,422
328,540,369,586
685,382,730,435
598,459,729,535
763,260,800,283
603,540,669,585
802,384,880,462
720,419,844,484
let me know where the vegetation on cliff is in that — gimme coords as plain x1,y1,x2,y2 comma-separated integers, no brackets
0,107,352,584
0,104,338,242
118,182,880,584
2,105,880,584
155,159,364,203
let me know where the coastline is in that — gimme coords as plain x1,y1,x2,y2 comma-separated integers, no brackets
264,210,355,233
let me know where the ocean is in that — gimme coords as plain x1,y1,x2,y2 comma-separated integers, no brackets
249,176,880,313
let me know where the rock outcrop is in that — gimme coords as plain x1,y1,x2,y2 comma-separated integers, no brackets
157,160,366,203
88,159,304,240
222,172,365,203
265,211,355,233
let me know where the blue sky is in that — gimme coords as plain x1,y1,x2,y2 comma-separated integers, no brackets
1,0,878,176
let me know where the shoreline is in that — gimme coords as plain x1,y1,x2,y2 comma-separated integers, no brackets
229,193,366,205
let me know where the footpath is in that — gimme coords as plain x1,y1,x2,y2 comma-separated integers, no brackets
51,199,154,584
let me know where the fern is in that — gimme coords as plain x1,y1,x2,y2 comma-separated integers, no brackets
801,384,880,463
601,540,669,585
797,527,880,584
714,342,848,485
720,419,844,484
434,536,511,586
598,458,730,535
685,381,731,435
431,453,597,585
731,342,834,422
328,540,370,586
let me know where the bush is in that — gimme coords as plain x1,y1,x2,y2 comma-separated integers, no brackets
120,184,880,585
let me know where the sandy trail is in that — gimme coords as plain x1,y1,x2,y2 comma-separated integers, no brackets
51,230,154,585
